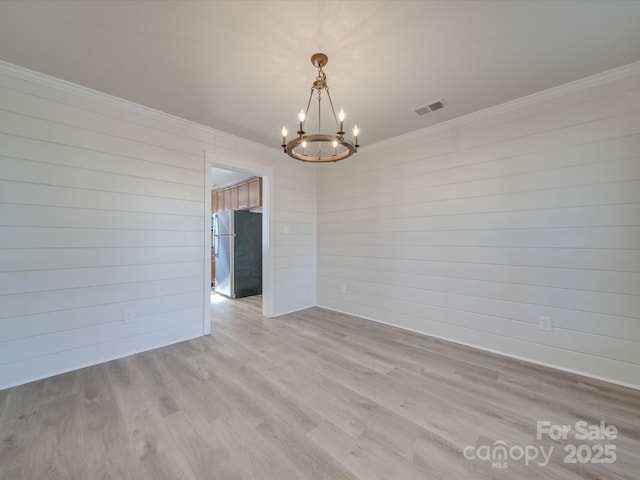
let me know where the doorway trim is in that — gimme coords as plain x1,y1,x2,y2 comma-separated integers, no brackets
203,152,274,334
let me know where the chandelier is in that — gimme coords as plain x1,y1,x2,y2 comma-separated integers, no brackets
281,53,359,163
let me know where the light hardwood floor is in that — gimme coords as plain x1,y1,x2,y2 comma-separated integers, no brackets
1,294,639,479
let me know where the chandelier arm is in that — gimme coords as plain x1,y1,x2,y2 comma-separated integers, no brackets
324,88,341,132
317,89,321,134
317,79,321,157
302,88,314,131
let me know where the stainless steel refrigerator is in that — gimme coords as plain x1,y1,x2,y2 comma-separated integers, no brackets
212,210,262,298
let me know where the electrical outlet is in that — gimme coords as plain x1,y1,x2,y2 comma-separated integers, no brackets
539,315,552,331
124,309,135,323
339,283,346,293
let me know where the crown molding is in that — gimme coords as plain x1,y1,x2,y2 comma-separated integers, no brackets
363,60,640,154
0,59,279,157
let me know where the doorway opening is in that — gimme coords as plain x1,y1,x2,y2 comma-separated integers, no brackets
205,160,273,331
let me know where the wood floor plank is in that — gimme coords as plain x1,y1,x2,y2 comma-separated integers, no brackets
131,349,188,418
160,410,234,480
248,359,369,438
80,397,145,479
255,413,357,480
213,408,312,480
0,411,42,480
27,393,86,480
1,293,639,479
129,407,197,480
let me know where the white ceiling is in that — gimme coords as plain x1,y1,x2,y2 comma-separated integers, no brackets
1,1,640,149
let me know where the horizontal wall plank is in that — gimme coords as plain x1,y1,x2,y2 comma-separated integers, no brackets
320,155,640,213
273,233,317,247
319,226,640,249
0,108,200,170
275,254,317,269
0,226,202,249
0,262,202,295
0,307,203,365
271,210,318,225
319,266,640,318
0,70,213,138
319,256,640,295
272,221,316,236
0,203,201,231
1,155,202,201
319,203,640,232
322,132,640,200
0,246,202,272
0,180,202,216
0,85,205,158
318,244,640,272
1,291,203,341
0,133,203,185
274,266,317,282
0,275,202,319
319,180,640,223
273,243,316,258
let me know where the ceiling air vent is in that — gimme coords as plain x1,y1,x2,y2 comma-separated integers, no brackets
413,98,447,116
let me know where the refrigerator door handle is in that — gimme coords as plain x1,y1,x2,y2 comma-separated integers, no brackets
213,214,220,258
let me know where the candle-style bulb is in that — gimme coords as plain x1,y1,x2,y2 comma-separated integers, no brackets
301,140,307,148
298,110,306,122
282,126,288,137
339,109,345,122
332,140,338,148
353,125,359,137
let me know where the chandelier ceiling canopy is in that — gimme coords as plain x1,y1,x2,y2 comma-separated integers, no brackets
281,53,359,163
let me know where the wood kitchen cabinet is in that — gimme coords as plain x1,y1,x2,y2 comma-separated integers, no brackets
211,177,262,212
223,188,231,211
237,181,249,210
216,190,224,211
230,186,239,210
248,177,262,208
211,191,218,213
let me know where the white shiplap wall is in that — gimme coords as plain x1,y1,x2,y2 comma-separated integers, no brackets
0,62,316,389
271,169,317,314
317,65,640,389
